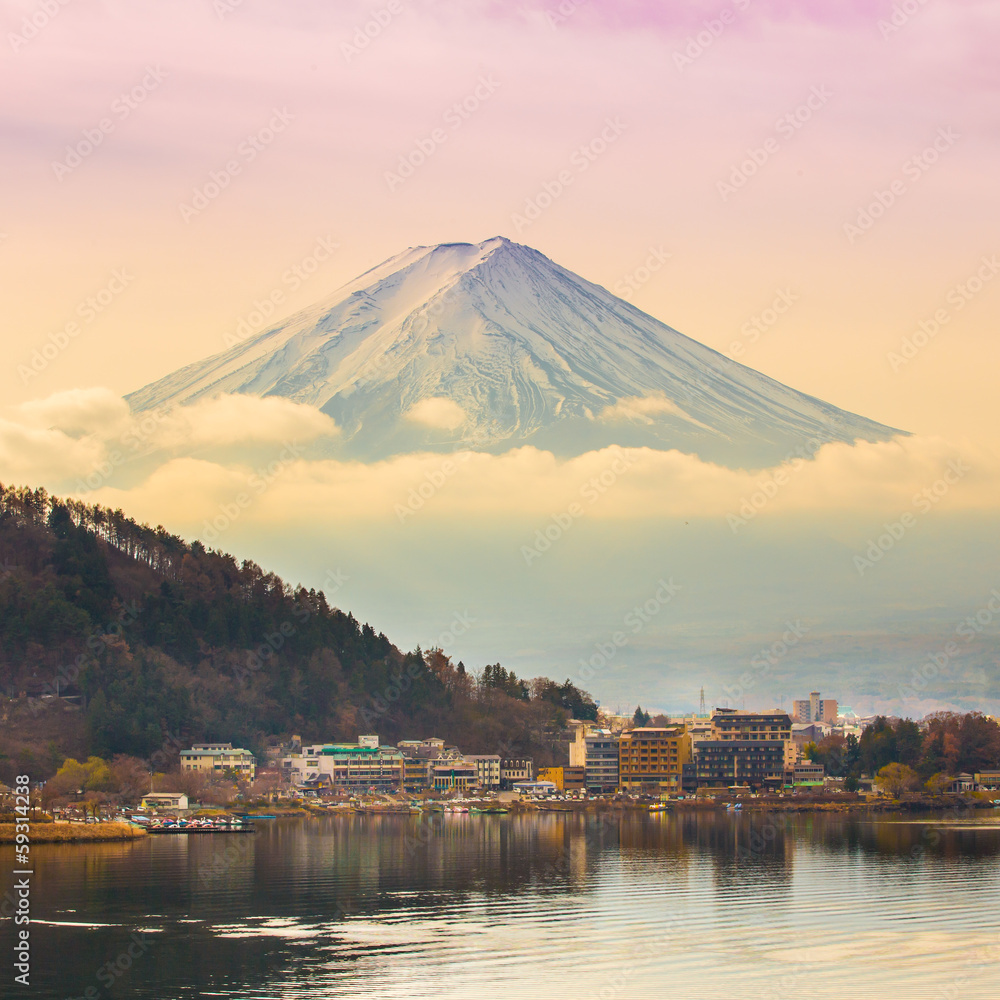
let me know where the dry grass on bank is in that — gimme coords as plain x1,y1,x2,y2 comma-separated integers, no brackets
0,822,146,843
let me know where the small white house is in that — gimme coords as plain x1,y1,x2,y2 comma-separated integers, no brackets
945,773,977,794
141,792,189,811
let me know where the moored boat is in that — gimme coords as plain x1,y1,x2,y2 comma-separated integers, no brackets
146,816,256,834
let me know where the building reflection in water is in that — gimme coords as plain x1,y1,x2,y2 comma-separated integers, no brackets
8,811,1000,999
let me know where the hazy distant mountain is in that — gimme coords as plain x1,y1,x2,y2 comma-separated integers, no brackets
128,237,901,466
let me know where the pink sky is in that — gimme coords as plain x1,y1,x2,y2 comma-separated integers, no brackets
1,0,998,445
2,0,999,713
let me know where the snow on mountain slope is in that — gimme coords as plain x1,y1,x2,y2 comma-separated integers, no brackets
127,237,902,466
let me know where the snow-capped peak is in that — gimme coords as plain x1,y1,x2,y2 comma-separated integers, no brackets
127,238,901,466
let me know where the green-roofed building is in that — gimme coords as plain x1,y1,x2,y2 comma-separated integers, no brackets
282,735,403,792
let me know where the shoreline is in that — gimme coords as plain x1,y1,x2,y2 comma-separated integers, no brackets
2,800,996,846
0,822,147,844
298,794,998,816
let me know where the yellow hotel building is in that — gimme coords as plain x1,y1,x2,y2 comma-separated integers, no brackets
618,726,690,795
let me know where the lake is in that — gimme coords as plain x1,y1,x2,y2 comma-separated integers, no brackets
3,811,1000,999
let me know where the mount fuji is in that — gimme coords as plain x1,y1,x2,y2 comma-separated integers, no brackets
128,237,901,466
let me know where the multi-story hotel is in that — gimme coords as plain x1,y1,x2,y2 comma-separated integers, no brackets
180,743,256,781
281,736,403,792
432,760,478,791
397,737,462,793
618,726,689,795
583,730,620,793
711,708,792,741
402,756,433,794
465,755,502,789
689,740,787,792
711,708,795,769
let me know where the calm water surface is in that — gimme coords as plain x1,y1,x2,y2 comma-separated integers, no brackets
3,811,999,999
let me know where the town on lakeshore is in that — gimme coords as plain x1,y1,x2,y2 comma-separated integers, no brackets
261,692,1000,804
5,693,998,835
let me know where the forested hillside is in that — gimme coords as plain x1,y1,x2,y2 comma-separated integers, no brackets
0,483,596,783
